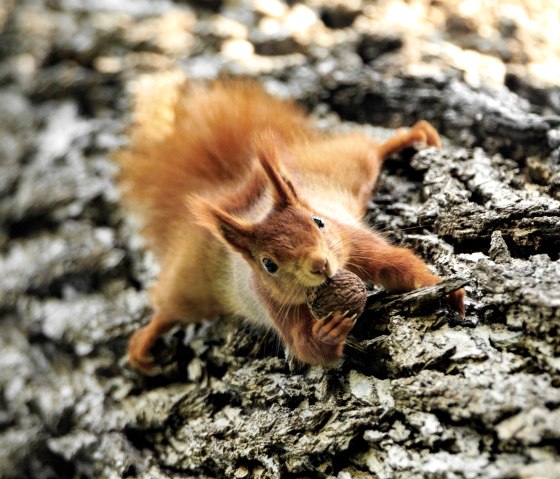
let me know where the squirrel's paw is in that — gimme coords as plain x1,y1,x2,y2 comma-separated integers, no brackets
312,310,358,346
128,326,157,374
410,120,441,148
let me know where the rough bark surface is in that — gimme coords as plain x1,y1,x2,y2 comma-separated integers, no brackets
1,1,559,478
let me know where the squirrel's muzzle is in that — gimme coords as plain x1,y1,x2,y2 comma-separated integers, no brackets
307,252,335,279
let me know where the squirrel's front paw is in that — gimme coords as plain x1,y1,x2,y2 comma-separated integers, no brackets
291,309,359,366
304,311,357,364
312,311,357,345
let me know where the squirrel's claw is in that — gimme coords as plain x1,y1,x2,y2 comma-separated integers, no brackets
316,311,333,322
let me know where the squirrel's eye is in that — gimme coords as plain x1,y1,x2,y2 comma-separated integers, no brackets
262,257,278,273
312,216,325,229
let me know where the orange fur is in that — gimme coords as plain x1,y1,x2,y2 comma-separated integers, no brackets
117,75,311,259
117,74,465,372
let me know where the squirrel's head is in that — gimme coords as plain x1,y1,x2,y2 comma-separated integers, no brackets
192,132,345,302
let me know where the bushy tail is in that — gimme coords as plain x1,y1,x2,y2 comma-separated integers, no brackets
116,71,194,258
116,72,311,258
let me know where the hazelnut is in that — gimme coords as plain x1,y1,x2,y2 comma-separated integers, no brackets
306,269,367,320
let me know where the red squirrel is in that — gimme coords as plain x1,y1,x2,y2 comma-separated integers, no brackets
117,74,465,373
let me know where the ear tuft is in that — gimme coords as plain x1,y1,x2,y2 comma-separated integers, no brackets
188,195,253,254
252,130,298,208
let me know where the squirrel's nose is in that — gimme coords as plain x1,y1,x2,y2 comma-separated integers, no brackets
309,253,329,276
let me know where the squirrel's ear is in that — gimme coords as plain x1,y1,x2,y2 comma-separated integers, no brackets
189,196,253,254
253,131,298,208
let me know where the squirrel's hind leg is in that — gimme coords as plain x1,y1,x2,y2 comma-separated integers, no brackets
127,228,219,374
377,120,440,160
128,314,178,374
128,268,210,374
355,121,441,210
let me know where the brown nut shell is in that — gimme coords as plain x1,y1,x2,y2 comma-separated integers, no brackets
306,269,367,320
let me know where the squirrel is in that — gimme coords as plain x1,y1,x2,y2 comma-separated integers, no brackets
116,74,465,373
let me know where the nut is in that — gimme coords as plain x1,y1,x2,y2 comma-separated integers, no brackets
306,269,367,320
